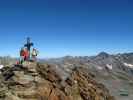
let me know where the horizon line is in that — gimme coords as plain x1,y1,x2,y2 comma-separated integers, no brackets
0,51,133,59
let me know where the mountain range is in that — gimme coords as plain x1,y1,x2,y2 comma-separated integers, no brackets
0,52,133,100
44,52,133,100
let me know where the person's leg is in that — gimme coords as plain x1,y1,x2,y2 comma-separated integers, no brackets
19,56,24,64
32,56,36,61
24,56,26,61
26,56,29,61
34,56,36,61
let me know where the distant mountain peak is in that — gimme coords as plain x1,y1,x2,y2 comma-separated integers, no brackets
97,52,110,58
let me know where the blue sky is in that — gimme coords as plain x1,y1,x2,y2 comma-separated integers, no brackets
0,0,132,58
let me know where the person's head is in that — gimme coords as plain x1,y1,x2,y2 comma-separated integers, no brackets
33,48,36,50
27,37,30,43
21,47,24,51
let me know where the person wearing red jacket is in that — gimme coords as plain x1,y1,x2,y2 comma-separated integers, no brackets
23,48,29,61
19,47,25,64
19,47,29,64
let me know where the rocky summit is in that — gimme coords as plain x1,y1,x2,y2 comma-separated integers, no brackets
0,61,114,100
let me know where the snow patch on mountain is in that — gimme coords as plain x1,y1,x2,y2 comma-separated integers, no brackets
0,65,4,69
97,66,103,70
106,64,113,70
123,63,133,69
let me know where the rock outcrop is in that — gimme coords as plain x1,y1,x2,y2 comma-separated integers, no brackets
0,61,115,100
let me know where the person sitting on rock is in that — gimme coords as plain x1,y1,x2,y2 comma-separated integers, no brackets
31,48,38,61
19,47,29,64
23,47,29,61
19,47,25,64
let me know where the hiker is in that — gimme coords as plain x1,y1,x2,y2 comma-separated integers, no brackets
19,47,29,64
23,48,29,61
24,37,34,59
19,47,25,64
31,48,38,61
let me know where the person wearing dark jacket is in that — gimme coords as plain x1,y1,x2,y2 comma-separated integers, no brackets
24,37,33,59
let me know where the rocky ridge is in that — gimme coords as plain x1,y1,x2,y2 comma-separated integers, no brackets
0,61,114,100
